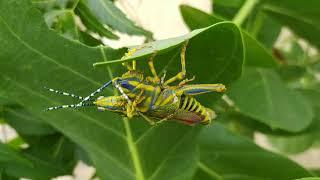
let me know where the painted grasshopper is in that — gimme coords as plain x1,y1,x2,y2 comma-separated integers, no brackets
45,41,226,125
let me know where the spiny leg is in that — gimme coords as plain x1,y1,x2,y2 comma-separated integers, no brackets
44,87,85,100
178,75,195,86
164,40,189,86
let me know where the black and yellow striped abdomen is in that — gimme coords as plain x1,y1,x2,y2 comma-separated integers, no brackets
176,95,216,125
144,88,216,125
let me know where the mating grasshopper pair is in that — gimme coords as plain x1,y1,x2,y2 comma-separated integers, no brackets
45,41,226,125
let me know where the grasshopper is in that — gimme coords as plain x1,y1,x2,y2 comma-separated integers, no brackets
45,41,226,125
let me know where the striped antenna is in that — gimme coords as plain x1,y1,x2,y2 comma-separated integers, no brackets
44,102,95,111
44,87,85,100
113,81,132,103
79,80,113,104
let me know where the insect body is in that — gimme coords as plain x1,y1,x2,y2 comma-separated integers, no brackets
45,41,226,125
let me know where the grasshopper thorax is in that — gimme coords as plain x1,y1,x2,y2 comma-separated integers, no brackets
113,70,144,95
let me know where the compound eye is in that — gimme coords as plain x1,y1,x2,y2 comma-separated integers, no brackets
120,80,135,90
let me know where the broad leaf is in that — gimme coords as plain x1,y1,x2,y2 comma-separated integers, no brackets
81,0,152,37
267,133,314,154
299,90,320,140
0,143,31,167
4,134,76,179
254,12,282,49
212,0,245,19
53,11,80,40
3,107,55,136
228,68,313,132
262,0,320,48
0,0,243,179
0,142,68,179
194,123,312,180
278,65,306,82
180,5,277,68
76,2,119,40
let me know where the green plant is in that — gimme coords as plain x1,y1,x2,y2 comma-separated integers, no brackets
0,0,319,179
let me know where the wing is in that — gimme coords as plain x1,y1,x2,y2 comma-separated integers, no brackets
171,112,205,125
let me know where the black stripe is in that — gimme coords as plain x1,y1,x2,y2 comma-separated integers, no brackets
184,97,191,110
179,95,186,108
191,101,198,112
187,98,195,111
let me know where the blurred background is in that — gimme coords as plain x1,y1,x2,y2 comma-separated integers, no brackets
1,0,319,179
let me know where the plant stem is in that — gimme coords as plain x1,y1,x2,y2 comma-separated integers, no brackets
123,117,145,180
71,0,80,11
233,0,260,26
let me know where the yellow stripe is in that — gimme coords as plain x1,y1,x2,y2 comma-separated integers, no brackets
190,101,198,111
139,97,151,112
160,95,174,106
181,96,189,109
195,105,202,113
186,98,193,110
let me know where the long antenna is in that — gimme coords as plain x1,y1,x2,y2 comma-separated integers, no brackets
44,87,85,100
44,102,95,111
79,80,113,104
113,81,132,104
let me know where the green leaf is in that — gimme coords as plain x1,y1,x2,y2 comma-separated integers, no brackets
79,30,103,46
267,133,314,154
278,65,306,82
195,123,312,180
212,0,245,19
53,11,80,40
3,106,55,136
0,143,31,167
81,0,152,37
284,41,306,64
31,0,69,12
76,2,119,40
299,90,320,139
4,152,71,179
228,68,313,132
295,178,320,180
254,12,282,49
0,1,243,179
0,134,76,179
43,9,69,27
6,137,26,150
262,0,320,48
4,134,76,179
0,173,19,180
180,5,277,68
299,89,320,110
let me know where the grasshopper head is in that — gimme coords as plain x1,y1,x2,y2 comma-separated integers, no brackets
94,96,127,113
113,70,144,94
